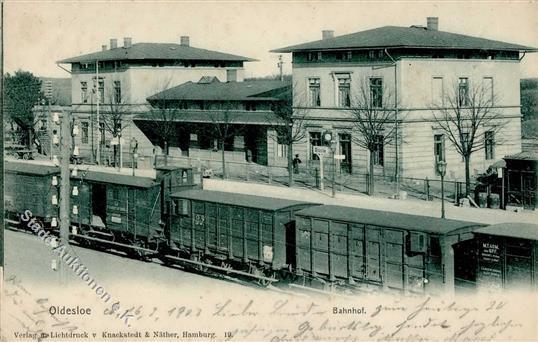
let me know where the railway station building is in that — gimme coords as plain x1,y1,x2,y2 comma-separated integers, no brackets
57,36,255,166
136,78,291,167
272,17,537,180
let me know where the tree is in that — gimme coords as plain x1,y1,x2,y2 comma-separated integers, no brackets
268,85,308,187
431,80,505,197
204,102,243,179
348,78,399,195
101,86,132,167
144,78,184,165
146,100,183,165
4,71,43,148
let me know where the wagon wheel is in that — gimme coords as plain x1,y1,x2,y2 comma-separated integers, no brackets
22,152,30,160
196,258,211,273
130,240,148,260
258,275,273,287
252,267,274,287
220,261,233,274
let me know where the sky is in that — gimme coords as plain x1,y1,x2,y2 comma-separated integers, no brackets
4,1,538,79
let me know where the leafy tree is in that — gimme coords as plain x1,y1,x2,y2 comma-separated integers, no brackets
4,70,43,148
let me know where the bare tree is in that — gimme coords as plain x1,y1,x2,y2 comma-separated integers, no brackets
101,87,132,167
146,102,183,165
267,85,308,187
144,78,184,165
204,102,243,178
431,80,505,196
348,78,399,195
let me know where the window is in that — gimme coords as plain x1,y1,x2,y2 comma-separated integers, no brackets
369,78,383,108
111,188,120,201
226,69,237,82
307,52,322,61
373,135,384,166
98,79,105,104
276,143,288,158
434,134,445,163
432,77,443,104
276,133,288,158
485,131,495,160
173,199,190,216
245,102,257,111
337,76,351,107
458,77,469,107
80,82,88,103
368,50,376,59
310,132,322,160
308,78,321,107
113,81,121,103
483,77,494,104
337,51,352,61
81,122,89,144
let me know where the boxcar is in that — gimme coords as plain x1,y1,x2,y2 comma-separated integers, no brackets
5,160,59,227
473,223,538,291
168,190,316,280
72,165,197,249
293,205,484,294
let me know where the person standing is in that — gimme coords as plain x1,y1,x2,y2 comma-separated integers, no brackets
293,154,302,174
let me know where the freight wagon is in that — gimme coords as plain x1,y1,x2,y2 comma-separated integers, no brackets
72,165,197,251
5,160,59,228
293,205,485,294
5,159,198,254
473,223,538,291
166,190,316,284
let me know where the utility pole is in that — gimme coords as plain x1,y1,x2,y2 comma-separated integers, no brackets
51,111,71,283
277,55,283,81
0,0,5,273
59,111,71,283
95,61,100,164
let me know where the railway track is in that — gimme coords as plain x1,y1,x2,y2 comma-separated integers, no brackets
4,220,307,298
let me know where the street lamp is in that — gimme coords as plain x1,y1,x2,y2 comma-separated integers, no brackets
437,160,447,219
130,137,138,176
330,139,337,198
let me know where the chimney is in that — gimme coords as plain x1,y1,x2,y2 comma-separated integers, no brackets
427,17,439,31
322,30,334,40
124,37,132,48
110,38,118,49
180,36,190,47
101,45,107,51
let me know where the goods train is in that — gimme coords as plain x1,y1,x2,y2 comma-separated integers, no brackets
5,159,537,293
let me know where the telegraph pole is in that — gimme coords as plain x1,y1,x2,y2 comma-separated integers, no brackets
95,61,100,164
277,55,283,81
59,111,71,283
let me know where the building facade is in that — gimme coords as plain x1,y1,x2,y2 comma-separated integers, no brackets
273,18,537,180
137,78,291,167
58,36,254,165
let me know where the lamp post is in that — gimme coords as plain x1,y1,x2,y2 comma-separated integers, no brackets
130,137,138,176
437,160,447,219
330,139,337,198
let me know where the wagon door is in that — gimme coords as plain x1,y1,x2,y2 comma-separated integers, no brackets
349,224,366,280
384,229,405,291
366,226,382,283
